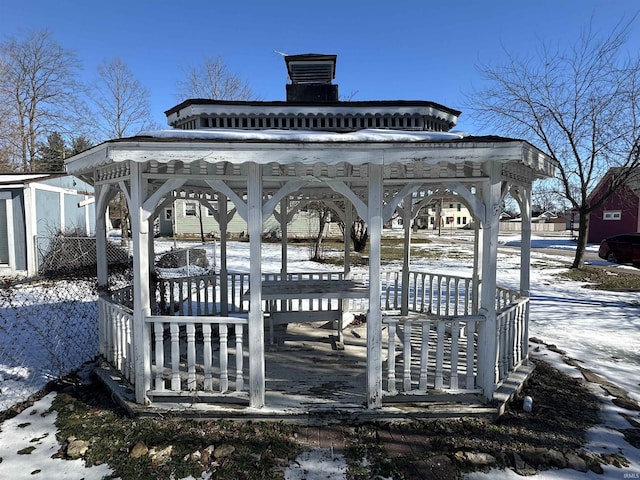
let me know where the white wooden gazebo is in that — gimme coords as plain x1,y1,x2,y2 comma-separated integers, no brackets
64,54,556,417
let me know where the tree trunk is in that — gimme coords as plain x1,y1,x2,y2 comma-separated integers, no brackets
312,209,329,260
198,206,205,243
119,193,128,247
351,219,369,253
571,210,590,269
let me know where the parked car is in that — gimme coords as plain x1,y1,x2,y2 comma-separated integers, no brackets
598,233,640,266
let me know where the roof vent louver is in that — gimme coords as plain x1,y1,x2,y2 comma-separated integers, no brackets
285,53,338,102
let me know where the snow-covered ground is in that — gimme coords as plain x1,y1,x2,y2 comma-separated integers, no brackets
1,232,639,479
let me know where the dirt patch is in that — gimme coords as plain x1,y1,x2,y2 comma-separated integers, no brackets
557,265,640,291
342,357,604,479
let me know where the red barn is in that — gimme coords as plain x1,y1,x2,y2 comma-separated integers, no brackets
588,168,640,243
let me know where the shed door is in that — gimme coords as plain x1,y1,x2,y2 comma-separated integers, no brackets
0,199,8,264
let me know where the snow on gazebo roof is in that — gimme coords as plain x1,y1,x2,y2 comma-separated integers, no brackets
64,127,556,182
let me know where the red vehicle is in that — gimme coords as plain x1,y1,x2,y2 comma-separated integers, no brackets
598,233,640,266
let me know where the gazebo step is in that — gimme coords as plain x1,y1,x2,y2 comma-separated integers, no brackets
147,390,249,406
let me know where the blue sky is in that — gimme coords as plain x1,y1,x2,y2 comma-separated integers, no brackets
2,0,639,136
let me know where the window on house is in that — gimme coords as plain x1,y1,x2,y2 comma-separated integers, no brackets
457,217,461,225
457,203,461,211
164,208,173,221
603,210,621,221
449,203,454,208
462,217,467,224
184,202,198,217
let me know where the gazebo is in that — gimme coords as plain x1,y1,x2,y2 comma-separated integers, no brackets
65,54,556,418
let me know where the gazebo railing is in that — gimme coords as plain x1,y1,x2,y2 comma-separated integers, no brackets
99,295,134,385
145,315,248,398
155,273,249,316
495,296,529,386
383,314,485,395
100,269,529,403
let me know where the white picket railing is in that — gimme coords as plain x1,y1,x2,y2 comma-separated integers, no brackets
495,297,529,385
145,315,247,396
384,314,485,395
155,273,249,316
100,269,528,404
99,296,134,385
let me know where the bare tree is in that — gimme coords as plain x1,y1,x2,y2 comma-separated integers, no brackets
0,29,84,172
93,57,153,140
92,57,153,242
176,56,254,102
531,181,566,215
308,202,333,261
468,18,640,268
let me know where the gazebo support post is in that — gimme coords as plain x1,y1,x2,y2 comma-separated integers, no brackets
247,163,265,408
517,187,532,298
472,220,483,314
367,164,384,408
130,163,152,404
401,194,412,316
476,165,502,400
280,197,288,276
147,216,155,273
513,185,532,363
95,184,109,289
218,195,229,316
343,202,352,278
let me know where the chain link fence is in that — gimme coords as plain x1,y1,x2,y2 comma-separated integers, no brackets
35,234,131,275
1,235,134,414
0,275,99,413
1,234,227,414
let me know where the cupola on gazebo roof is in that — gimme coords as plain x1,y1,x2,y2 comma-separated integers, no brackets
285,53,337,84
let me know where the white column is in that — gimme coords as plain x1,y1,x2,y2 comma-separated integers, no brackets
247,163,265,408
519,186,532,298
367,164,384,408
476,164,501,400
472,220,483,314
147,216,155,276
130,163,152,404
401,195,412,315
280,197,288,276
219,195,229,316
516,186,532,364
84,196,91,236
95,185,108,288
344,203,352,277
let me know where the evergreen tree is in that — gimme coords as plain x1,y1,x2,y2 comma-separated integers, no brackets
35,131,66,172
70,135,93,155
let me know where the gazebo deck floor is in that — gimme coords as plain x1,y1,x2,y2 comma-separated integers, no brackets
95,321,530,423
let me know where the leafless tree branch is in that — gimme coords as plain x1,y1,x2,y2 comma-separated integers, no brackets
467,16,640,268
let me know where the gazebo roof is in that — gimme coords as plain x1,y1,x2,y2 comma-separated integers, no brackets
65,128,556,184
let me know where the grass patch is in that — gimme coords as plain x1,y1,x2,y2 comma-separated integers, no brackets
51,385,302,480
306,237,471,265
557,266,640,291
17,446,36,455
